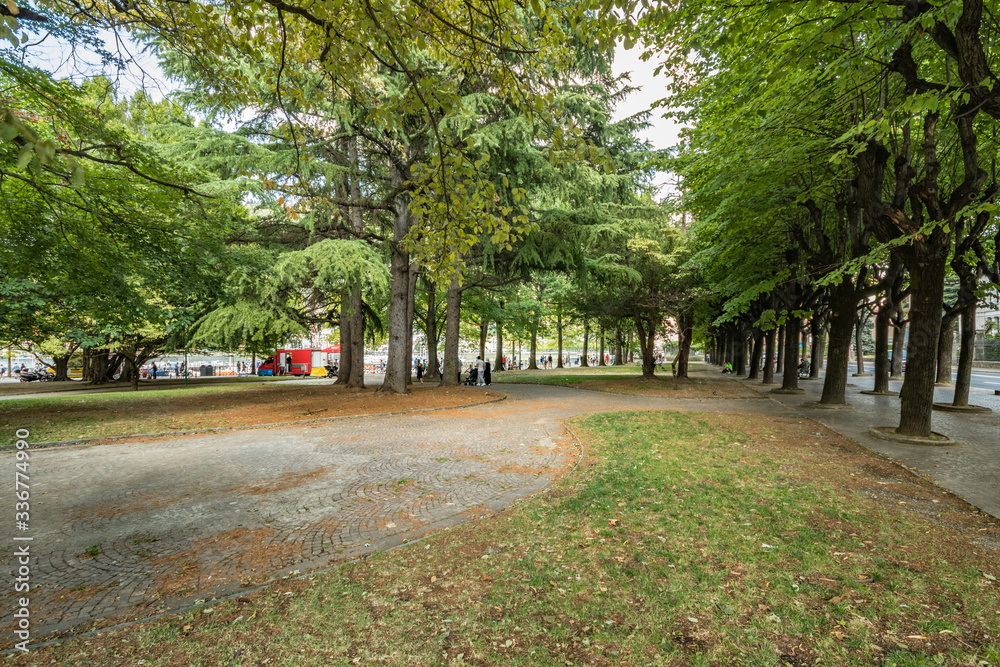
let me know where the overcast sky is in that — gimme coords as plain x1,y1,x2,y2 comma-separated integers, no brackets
611,44,681,150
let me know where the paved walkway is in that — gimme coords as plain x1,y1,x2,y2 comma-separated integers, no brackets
747,372,1000,519
0,383,786,645
3,375,997,648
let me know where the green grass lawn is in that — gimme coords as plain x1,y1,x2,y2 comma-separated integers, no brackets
497,364,653,385
21,410,1000,665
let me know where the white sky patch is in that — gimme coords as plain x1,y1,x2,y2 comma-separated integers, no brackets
611,43,681,149
611,42,683,198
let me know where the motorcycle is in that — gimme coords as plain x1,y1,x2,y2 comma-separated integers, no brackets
19,368,55,382
324,364,338,378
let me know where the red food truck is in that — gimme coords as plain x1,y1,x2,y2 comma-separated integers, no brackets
257,346,339,376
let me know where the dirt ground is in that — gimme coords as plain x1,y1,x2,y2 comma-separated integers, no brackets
8,383,504,442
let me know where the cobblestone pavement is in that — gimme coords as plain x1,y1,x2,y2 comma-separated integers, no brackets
1,383,787,645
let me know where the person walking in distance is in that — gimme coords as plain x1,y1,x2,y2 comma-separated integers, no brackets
475,356,486,386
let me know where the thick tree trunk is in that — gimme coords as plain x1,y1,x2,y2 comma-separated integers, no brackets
897,247,948,437
780,319,800,392
635,315,656,378
52,354,71,382
336,293,352,386
614,328,624,365
952,304,976,407
479,322,488,362
747,330,762,380
425,279,439,380
380,163,413,394
599,329,606,366
872,301,892,394
581,319,590,367
821,283,856,404
809,318,823,379
762,328,776,385
442,276,462,387
935,317,956,385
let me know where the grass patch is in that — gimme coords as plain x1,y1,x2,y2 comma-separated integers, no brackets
497,364,759,399
16,411,1000,665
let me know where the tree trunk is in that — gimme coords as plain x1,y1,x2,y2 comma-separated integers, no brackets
336,292,352,386
479,322,488,362
598,329,606,366
872,300,892,394
106,354,125,382
854,315,866,375
635,314,656,378
614,328,624,365
676,311,692,379
494,320,503,373
747,330,762,380
380,163,413,394
347,284,365,388
776,324,785,374
442,276,462,387
581,319,590,367
952,303,976,407
762,328,776,385
897,247,948,437
404,263,419,385
529,317,539,369
556,308,564,369
891,306,906,378
52,354,71,382
820,283,856,404
735,329,747,376
346,135,367,389
809,318,823,379
935,316,956,385
425,278,439,380
780,319,800,392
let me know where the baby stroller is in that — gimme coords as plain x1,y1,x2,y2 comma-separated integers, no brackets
464,367,478,386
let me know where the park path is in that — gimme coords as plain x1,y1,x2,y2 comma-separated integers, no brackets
1,383,787,646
